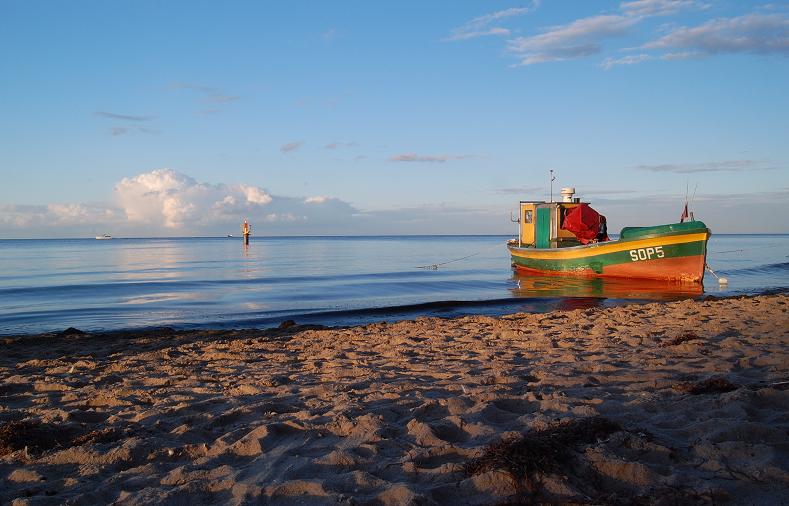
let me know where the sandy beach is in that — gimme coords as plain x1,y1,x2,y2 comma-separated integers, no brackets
1,293,787,505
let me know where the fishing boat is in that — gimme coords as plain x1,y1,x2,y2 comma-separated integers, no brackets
95,234,112,240
507,187,710,282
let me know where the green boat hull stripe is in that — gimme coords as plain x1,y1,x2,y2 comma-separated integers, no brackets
511,239,706,273
618,220,707,241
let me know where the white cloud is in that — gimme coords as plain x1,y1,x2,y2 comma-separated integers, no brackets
508,15,639,65
239,185,273,205
324,141,358,150
174,82,240,111
636,159,779,173
0,205,45,228
446,27,512,42
94,111,156,121
600,53,654,69
450,2,782,68
114,169,276,229
599,12,789,69
590,189,789,233
491,186,544,195
108,126,158,137
263,212,302,223
205,94,239,103
660,51,700,60
388,153,475,163
0,203,120,229
0,169,369,237
642,13,789,56
95,111,159,137
280,141,304,153
621,0,706,17
467,6,537,27
445,4,537,42
2,176,788,236
46,203,91,223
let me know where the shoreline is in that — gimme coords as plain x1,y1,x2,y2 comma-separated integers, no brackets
1,293,788,504
6,287,789,341
7,287,788,339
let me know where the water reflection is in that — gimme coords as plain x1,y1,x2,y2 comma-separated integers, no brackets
121,292,206,305
2,234,783,335
510,273,703,302
113,241,184,282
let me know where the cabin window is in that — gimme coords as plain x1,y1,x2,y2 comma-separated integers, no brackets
524,210,533,223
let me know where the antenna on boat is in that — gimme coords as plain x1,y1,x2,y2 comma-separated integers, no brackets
689,183,698,221
549,170,555,202
680,181,690,223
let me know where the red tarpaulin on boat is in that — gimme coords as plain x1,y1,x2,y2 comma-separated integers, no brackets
562,204,602,244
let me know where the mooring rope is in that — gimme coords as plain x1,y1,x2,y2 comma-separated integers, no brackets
415,243,503,270
705,263,729,285
710,244,785,255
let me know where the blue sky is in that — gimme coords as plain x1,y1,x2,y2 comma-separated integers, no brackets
1,0,787,237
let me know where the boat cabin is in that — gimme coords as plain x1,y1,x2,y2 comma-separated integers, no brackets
515,188,608,249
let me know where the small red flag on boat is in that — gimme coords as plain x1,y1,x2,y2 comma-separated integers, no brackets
680,202,689,223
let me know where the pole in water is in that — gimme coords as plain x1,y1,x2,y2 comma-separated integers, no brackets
242,219,250,245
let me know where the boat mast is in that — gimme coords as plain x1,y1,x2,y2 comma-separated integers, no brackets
549,169,555,202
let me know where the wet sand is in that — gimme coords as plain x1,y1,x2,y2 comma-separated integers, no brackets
1,294,788,505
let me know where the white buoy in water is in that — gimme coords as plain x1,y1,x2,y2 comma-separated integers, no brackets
718,277,728,286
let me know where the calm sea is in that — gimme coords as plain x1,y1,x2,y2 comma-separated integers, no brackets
1,234,787,335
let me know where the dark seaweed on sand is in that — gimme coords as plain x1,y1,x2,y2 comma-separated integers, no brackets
0,420,75,457
661,331,702,346
463,417,620,491
0,419,119,458
674,377,738,395
70,427,121,447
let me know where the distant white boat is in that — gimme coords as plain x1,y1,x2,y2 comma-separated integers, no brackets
95,234,112,240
